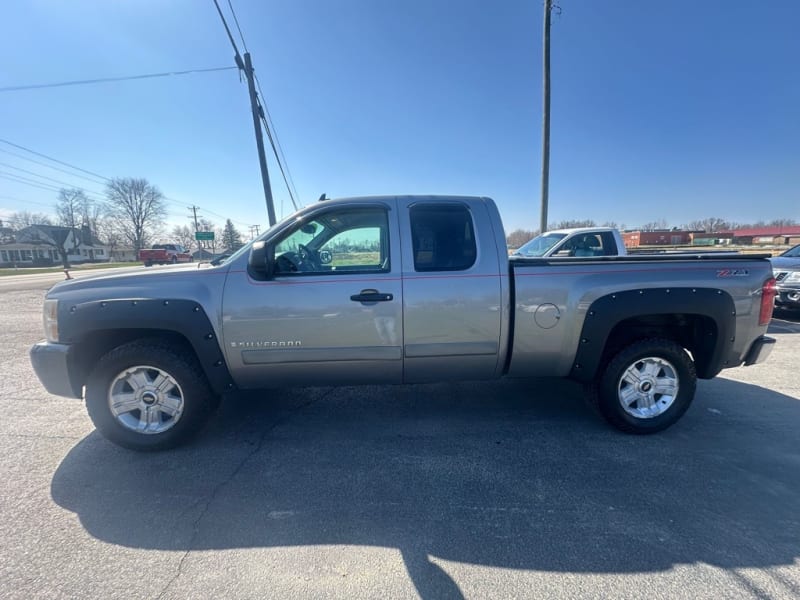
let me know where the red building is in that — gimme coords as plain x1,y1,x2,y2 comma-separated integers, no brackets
622,230,692,248
722,226,800,246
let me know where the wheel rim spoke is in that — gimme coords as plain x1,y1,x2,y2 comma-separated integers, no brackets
127,369,150,391
159,394,183,417
654,378,678,397
111,393,139,415
619,385,639,407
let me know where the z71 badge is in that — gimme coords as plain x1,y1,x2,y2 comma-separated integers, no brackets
716,269,749,277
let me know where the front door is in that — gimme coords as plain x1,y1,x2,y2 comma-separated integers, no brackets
222,201,403,388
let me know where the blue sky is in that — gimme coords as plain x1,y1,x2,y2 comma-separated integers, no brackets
0,0,798,234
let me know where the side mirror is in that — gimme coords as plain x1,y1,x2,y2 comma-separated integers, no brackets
248,241,275,280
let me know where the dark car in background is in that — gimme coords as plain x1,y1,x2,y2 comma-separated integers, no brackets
771,244,800,310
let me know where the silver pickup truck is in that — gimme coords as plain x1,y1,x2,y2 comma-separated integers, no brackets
30,196,777,450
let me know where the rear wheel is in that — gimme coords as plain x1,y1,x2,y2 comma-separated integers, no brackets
592,338,696,434
85,339,217,451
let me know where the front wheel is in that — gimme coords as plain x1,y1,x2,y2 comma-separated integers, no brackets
591,338,697,434
85,339,217,451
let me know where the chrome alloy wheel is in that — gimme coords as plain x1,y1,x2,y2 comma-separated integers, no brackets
108,365,185,434
617,356,679,419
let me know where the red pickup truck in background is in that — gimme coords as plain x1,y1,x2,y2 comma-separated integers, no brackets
138,244,193,267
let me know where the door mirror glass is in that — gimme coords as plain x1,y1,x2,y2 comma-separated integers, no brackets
248,241,275,280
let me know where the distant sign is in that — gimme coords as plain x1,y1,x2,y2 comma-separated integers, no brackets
195,231,215,241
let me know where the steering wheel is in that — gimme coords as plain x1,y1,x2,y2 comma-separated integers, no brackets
297,244,319,271
276,252,302,272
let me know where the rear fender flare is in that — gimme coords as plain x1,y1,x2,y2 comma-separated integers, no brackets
571,287,736,383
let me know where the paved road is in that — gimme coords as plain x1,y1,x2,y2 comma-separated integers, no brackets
1,289,799,599
0,263,199,292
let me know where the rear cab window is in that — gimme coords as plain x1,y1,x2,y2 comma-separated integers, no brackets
409,204,477,271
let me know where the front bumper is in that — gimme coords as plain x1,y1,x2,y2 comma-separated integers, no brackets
775,285,800,308
743,335,776,366
29,342,83,398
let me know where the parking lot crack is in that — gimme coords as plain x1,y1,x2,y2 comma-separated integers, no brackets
154,389,332,599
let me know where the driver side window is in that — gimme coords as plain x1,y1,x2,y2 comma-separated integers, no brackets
274,207,390,276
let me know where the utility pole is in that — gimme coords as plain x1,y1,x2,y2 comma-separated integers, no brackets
540,0,553,234
243,52,277,227
188,205,202,254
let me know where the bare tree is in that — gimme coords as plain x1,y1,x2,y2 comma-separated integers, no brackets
768,218,798,228
640,219,669,231
171,224,196,250
549,219,596,230
506,229,538,249
95,217,126,261
55,188,88,229
686,217,730,232
103,178,167,251
602,221,627,230
7,211,53,229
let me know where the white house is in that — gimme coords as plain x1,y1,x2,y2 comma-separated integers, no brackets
0,224,111,268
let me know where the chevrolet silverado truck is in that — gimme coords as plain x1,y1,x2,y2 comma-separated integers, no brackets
138,243,193,267
30,196,777,451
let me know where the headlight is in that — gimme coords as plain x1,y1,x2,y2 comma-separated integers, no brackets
43,299,59,342
786,271,800,283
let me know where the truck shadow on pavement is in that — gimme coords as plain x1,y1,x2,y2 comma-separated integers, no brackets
769,308,800,334
51,376,800,599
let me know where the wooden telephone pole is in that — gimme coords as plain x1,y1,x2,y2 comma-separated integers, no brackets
540,0,553,233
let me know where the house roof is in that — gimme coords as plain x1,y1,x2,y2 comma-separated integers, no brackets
15,224,107,247
722,226,800,237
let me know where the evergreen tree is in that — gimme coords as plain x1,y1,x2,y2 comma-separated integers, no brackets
221,219,243,252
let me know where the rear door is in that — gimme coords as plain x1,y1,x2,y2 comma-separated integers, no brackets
399,198,504,383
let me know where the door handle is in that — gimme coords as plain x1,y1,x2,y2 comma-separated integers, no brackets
350,289,393,303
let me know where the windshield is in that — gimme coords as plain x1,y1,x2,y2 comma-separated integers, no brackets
781,244,800,258
513,233,567,257
209,210,302,266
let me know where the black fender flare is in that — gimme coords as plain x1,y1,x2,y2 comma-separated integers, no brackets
571,287,737,383
57,298,234,395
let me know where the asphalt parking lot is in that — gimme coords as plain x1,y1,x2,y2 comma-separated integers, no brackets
1,286,799,600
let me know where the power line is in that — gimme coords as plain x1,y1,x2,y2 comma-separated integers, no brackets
0,148,107,185
255,74,300,210
212,0,244,66
258,107,298,212
0,172,68,194
0,66,238,93
0,139,109,181
0,161,102,191
1,138,254,228
0,196,53,210
226,0,249,53
0,172,106,201
221,0,300,211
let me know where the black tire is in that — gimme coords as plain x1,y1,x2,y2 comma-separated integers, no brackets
592,337,696,434
85,339,217,451
144,260,152,267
